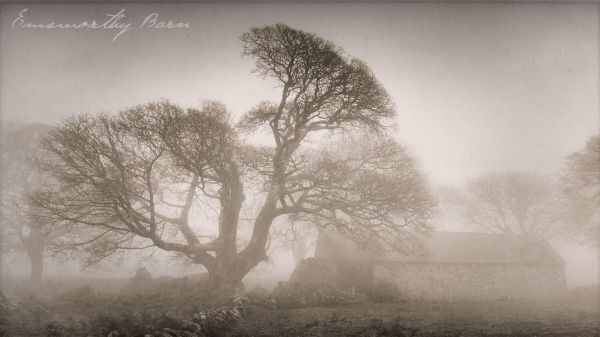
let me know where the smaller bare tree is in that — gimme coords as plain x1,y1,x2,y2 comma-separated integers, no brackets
560,135,599,245
0,122,70,286
460,171,563,239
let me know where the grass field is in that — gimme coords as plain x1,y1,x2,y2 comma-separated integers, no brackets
2,279,598,337
242,298,599,337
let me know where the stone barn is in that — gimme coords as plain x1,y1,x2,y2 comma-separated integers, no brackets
292,231,566,301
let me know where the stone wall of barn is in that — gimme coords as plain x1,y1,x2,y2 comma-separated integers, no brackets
374,262,567,300
288,258,338,287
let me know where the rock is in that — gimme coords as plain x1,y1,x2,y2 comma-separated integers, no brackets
179,332,199,337
181,320,202,332
163,328,180,336
107,330,120,337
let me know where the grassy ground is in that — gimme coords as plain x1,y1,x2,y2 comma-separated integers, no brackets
2,279,598,337
241,299,599,337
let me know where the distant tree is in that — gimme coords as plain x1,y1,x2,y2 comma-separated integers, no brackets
0,122,68,286
33,24,436,289
560,135,599,244
460,171,563,239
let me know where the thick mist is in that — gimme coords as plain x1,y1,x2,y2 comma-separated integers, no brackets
1,3,598,337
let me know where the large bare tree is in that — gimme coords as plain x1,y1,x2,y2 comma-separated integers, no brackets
33,24,436,288
460,171,563,239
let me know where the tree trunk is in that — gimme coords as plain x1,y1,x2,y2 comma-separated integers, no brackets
206,162,284,291
206,263,246,290
217,166,244,262
207,164,248,291
29,248,44,286
206,247,269,291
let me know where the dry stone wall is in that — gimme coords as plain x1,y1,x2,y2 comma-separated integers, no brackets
374,262,567,300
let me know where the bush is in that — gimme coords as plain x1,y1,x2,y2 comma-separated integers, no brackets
193,306,244,337
271,282,358,308
361,280,404,303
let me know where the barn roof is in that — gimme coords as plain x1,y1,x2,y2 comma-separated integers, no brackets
315,231,564,266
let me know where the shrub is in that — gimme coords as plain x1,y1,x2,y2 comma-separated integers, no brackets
271,282,357,308
361,280,404,303
193,306,244,337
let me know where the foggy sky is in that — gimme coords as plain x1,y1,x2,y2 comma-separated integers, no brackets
1,2,598,187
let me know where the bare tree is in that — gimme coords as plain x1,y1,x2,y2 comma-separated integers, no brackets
0,122,66,285
460,171,563,239
33,24,436,289
560,135,599,244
